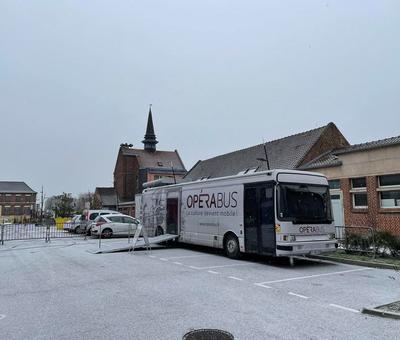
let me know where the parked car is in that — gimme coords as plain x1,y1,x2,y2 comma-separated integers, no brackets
80,209,120,235
63,215,82,232
90,214,140,238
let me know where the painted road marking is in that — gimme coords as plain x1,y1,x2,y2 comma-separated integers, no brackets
256,268,371,285
194,263,250,270
254,283,272,289
228,276,244,281
173,262,183,265
0,314,5,320
329,304,359,314
289,292,309,299
148,255,156,258
166,254,211,260
208,270,219,274
189,266,201,270
159,258,168,261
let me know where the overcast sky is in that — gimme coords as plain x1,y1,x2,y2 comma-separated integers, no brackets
1,0,399,197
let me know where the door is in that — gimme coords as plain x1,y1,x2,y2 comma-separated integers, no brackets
244,183,276,255
331,193,344,227
166,198,178,235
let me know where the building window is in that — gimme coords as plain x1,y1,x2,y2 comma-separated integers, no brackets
351,177,366,188
3,206,12,215
350,177,367,209
14,206,22,215
378,174,400,209
328,180,341,190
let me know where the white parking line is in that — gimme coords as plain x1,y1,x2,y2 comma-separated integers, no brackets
289,292,309,299
228,276,244,281
207,270,219,274
0,314,6,320
329,304,359,314
254,283,272,289
194,263,250,270
159,258,168,261
165,254,211,260
148,255,156,258
256,268,371,285
189,266,201,270
173,262,183,265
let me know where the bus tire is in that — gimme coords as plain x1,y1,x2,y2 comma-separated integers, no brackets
224,234,240,259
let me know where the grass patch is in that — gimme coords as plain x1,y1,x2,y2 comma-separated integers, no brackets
323,250,400,267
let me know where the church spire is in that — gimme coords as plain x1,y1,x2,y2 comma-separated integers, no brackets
142,104,158,152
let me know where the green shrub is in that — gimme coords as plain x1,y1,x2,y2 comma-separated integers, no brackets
344,232,373,252
375,230,400,257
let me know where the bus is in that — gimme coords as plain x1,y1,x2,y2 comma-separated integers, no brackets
137,169,337,258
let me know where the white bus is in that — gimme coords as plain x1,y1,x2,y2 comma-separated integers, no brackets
138,169,337,258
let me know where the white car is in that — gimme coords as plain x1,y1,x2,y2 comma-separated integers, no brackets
80,209,120,234
90,214,140,238
63,215,82,231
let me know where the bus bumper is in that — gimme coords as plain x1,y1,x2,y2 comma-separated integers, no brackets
276,240,337,256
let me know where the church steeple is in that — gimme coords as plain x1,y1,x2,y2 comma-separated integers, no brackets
142,105,158,152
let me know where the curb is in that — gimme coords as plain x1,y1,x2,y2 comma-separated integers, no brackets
307,254,399,270
362,307,400,320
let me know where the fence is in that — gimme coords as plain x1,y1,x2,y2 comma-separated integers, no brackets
0,222,86,244
335,226,376,258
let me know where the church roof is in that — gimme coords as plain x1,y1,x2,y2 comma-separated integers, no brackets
121,147,186,172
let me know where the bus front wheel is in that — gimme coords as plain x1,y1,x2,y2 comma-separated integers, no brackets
224,234,240,259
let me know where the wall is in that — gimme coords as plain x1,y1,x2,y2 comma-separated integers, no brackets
114,150,140,200
310,145,400,235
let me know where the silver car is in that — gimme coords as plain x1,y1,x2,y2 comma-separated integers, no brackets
90,214,140,238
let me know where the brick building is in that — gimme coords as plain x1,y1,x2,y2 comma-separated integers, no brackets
94,187,118,211
0,182,37,222
185,123,400,235
113,107,186,216
301,137,400,235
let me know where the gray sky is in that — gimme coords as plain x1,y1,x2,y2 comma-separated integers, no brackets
1,0,399,197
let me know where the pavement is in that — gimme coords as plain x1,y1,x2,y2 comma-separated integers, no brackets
1,238,399,340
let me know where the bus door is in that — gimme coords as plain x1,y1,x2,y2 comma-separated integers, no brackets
244,183,275,255
166,197,179,235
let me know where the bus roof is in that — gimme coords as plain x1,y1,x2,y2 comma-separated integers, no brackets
142,169,327,193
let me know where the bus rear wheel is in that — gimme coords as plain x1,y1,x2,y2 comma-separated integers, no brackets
224,234,240,259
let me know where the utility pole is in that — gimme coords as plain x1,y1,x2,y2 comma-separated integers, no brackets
40,186,44,224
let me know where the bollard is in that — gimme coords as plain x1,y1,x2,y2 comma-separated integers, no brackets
98,224,102,249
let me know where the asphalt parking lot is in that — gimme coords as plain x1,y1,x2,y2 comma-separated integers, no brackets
1,238,399,340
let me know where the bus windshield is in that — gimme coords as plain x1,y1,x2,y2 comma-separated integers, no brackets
277,183,333,224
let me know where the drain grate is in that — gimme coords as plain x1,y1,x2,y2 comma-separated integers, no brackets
183,329,234,340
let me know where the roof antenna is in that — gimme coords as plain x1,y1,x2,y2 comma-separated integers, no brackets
256,138,270,170
170,161,177,184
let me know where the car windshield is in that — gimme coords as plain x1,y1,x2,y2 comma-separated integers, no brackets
278,183,333,224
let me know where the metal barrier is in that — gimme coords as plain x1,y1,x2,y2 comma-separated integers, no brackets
0,222,86,244
335,226,376,258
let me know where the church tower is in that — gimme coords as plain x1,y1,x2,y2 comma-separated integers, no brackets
142,105,158,152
